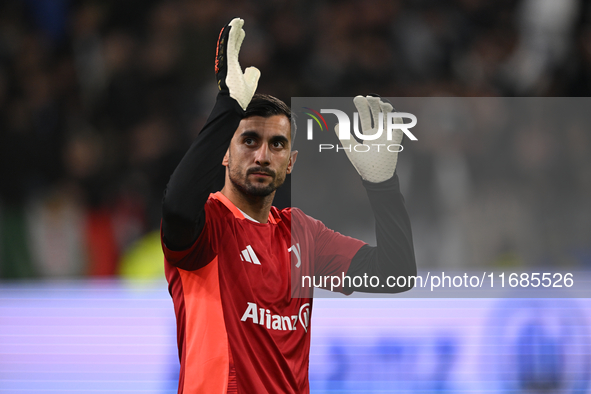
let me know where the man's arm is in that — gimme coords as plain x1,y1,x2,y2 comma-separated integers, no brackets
345,173,416,293
337,96,417,293
161,95,243,250
161,18,259,251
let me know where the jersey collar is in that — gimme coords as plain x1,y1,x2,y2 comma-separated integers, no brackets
211,192,277,224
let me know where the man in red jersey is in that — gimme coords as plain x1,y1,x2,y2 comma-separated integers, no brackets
161,18,416,393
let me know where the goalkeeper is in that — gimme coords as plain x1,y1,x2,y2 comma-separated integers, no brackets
161,18,416,394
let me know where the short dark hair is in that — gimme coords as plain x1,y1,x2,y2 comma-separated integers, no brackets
245,94,296,146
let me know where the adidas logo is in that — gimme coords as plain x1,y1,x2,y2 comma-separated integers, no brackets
240,245,261,265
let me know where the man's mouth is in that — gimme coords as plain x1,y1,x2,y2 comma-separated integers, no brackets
250,173,272,179
248,169,274,178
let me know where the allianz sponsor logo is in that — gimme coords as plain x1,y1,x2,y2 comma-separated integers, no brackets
241,302,310,332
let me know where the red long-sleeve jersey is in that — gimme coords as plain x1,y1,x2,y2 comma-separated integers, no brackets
163,191,365,393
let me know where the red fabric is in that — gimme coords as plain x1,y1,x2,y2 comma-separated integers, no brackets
162,193,366,393
227,346,237,393
165,264,187,393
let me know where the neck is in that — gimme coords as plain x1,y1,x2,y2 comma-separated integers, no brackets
221,184,275,223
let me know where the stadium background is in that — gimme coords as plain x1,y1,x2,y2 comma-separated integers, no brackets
1,0,591,392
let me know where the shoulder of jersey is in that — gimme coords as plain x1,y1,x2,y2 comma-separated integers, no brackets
205,194,235,218
277,206,308,223
272,206,291,223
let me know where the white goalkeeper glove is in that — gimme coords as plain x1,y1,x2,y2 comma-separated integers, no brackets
215,18,260,110
335,95,403,183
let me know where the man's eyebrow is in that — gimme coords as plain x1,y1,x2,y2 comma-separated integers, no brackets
270,135,289,144
239,131,289,144
239,130,261,138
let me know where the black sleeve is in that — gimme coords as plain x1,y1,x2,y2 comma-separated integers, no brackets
344,173,417,293
161,94,244,251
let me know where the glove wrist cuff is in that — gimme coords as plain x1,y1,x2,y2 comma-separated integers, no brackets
361,172,400,191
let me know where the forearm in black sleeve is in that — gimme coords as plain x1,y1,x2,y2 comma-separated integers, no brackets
161,94,243,250
345,173,417,293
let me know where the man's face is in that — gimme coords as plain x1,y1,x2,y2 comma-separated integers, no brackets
223,115,297,197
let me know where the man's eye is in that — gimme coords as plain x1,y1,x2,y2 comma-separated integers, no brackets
272,141,284,148
244,138,255,145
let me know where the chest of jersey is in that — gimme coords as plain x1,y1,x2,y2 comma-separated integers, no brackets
215,215,311,331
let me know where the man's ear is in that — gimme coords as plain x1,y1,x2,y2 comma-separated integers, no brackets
286,150,298,174
222,148,229,166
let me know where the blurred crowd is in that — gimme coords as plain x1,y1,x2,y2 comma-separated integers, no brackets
1,0,591,278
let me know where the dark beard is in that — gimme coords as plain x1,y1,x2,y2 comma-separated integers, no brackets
229,167,282,197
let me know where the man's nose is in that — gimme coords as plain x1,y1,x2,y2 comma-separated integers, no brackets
254,144,271,166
